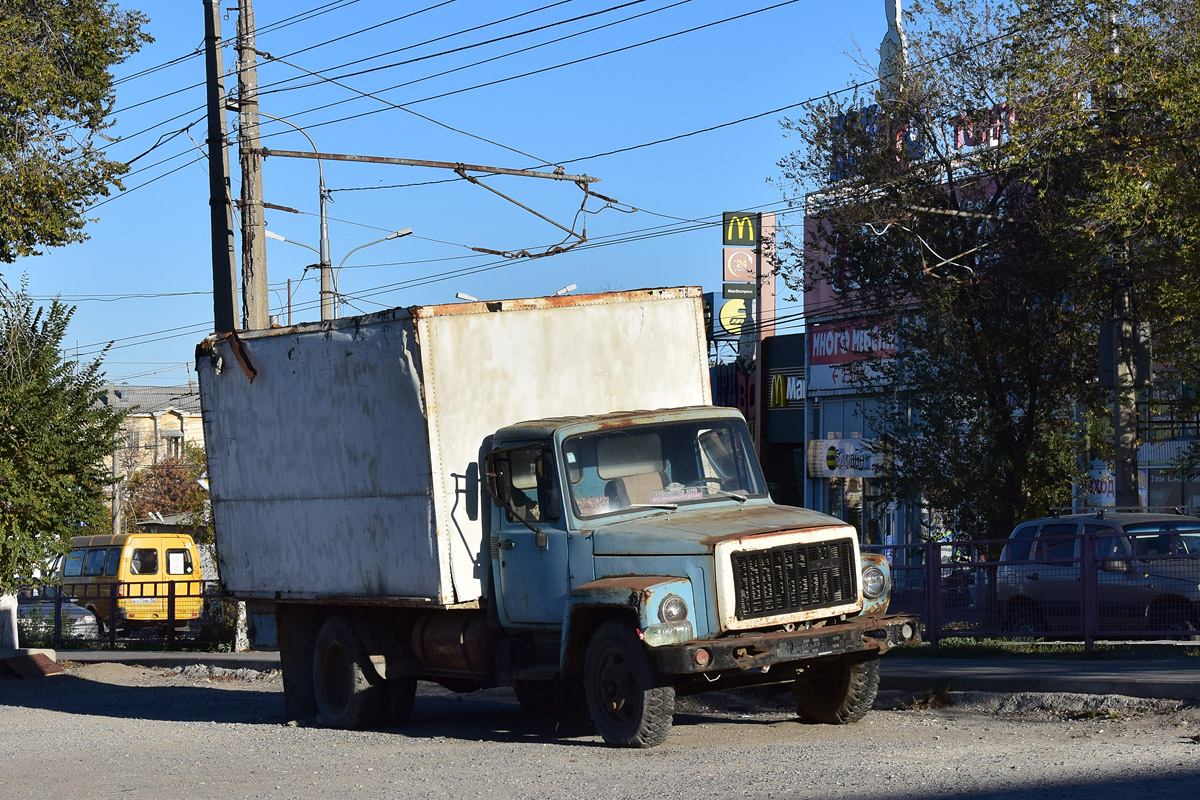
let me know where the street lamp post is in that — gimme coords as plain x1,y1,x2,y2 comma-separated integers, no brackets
260,113,333,320
334,228,413,318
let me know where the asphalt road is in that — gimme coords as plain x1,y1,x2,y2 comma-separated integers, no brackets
4,661,1200,800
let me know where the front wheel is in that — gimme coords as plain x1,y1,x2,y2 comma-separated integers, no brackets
793,654,879,724
583,620,675,747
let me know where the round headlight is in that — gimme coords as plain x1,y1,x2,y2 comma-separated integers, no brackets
862,566,886,599
658,594,689,623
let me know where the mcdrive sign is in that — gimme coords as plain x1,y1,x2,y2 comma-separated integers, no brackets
808,318,894,392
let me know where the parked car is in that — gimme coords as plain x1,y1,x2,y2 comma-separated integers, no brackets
15,587,99,640
996,511,1200,636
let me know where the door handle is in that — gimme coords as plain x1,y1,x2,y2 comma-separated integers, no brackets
497,539,515,550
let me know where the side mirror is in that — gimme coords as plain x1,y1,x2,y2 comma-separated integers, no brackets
1102,559,1130,573
484,452,512,506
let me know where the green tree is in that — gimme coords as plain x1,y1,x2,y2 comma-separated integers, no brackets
125,441,210,538
0,280,126,593
1005,0,1200,471
0,0,151,262
775,0,1174,541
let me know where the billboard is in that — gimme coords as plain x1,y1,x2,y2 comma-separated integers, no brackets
807,317,894,392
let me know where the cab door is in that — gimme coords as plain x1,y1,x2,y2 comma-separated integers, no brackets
488,443,571,627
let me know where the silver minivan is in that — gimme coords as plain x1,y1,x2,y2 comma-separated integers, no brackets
996,511,1200,636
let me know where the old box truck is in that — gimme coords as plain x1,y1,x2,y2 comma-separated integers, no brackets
197,287,918,747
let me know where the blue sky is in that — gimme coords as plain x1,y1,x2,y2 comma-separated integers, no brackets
15,0,890,386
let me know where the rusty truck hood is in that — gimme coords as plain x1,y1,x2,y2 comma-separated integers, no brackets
587,502,854,556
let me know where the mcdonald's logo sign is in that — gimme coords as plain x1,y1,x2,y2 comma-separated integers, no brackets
723,212,759,246
769,374,804,407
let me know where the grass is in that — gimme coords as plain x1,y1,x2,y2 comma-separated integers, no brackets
889,637,1200,659
902,686,955,710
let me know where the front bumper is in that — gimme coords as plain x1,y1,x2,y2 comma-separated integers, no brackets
651,613,920,675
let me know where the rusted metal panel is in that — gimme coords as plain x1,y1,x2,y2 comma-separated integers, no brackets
651,613,921,675
198,288,711,605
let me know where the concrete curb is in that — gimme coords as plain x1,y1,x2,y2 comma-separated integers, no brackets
57,649,280,673
51,650,1200,703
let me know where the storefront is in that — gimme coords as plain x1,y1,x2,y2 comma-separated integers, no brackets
760,333,806,506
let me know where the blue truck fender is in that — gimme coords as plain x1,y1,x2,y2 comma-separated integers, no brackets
559,576,697,676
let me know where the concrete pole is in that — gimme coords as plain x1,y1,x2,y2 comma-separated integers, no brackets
237,0,268,329
203,0,239,333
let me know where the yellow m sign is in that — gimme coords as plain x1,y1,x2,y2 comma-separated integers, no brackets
722,212,759,246
770,374,787,407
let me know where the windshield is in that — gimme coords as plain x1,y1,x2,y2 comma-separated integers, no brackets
1123,521,1200,556
562,418,767,518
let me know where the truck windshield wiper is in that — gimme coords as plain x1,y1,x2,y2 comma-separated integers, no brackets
628,503,679,511
716,491,748,503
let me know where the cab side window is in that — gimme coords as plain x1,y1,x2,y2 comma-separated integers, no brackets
1088,525,1129,559
505,446,561,524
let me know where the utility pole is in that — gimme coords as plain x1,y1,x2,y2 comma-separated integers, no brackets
204,0,239,333
1105,7,1139,508
236,0,268,329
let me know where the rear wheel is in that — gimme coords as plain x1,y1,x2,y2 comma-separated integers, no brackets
583,620,674,747
312,615,383,729
382,675,417,726
793,655,879,724
1150,601,1200,641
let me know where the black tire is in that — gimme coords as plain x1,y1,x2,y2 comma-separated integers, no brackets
382,676,417,726
312,615,383,729
89,607,106,638
1150,603,1200,642
583,619,675,748
514,680,557,715
793,655,879,724
1001,599,1045,637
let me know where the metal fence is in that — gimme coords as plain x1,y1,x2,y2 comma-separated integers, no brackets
15,579,228,650
874,535,1200,649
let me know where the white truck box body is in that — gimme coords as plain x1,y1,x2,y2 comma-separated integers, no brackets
197,288,711,605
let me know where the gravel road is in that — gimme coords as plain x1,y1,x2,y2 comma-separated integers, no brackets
3,662,1200,800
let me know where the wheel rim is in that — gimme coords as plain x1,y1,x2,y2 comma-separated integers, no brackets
320,641,351,713
596,645,638,727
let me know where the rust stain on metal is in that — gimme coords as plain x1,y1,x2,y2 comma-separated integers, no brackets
227,331,258,383
576,576,671,593
413,287,702,320
701,524,853,548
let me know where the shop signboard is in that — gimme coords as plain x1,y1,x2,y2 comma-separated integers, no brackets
806,437,880,478
807,317,894,392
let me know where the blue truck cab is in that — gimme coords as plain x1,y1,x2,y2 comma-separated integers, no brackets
484,405,919,747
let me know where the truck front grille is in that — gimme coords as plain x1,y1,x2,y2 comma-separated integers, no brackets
731,539,856,620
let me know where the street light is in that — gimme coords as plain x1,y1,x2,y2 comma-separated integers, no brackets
260,113,333,320
455,292,479,302
264,231,319,326
265,229,318,255
555,283,577,296
334,228,413,318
